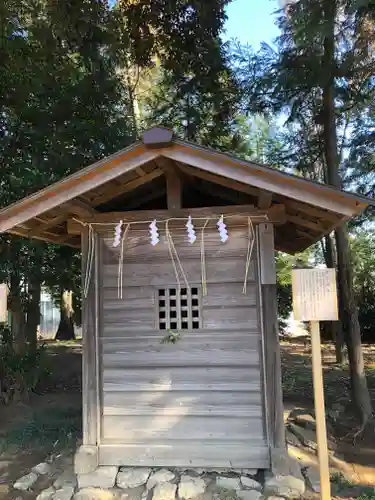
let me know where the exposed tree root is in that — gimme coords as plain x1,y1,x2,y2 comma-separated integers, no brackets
352,414,373,446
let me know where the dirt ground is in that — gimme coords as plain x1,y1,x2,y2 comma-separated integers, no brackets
282,340,375,494
1,339,375,499
281,340,375,443
0,342,82,500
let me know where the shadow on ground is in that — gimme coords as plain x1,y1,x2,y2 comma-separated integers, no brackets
0,342,82,500
282,340,375,495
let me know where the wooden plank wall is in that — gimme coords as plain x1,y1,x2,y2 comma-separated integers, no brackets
97,225,270,468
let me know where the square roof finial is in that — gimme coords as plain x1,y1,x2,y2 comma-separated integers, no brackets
142,127,173,148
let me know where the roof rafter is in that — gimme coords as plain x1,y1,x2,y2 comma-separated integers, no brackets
163,146,366,217
92,167,163,207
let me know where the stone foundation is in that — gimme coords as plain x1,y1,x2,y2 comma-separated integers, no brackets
74,446,99,475
13,444,308,500
26,461,306,500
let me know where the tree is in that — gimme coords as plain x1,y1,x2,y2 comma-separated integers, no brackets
43,246,81,341
1,0,254,402
351,231,375,341
125,1,239,148
319,0,372,426
0,0,242,352
231,0,375,424
0,0,134,352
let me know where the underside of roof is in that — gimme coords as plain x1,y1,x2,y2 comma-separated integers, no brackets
0,128,370,254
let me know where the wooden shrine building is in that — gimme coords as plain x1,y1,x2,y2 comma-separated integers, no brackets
0,127,371,472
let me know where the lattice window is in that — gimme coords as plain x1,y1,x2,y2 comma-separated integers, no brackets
158,287,201,330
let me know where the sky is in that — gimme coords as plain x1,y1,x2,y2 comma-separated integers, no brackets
223,0,281,48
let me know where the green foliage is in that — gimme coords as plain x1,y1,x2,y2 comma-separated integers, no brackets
351,231,375,340
231,0,375,189
0,0,137,348
1,1,132,204
42,245,82,320
346,103,375,206
0,328,51,403
276,253,293,328
161,330,182,344
276,250,312,330
357,495,375,500
145,63,239,149
230,0,375,353
0,405,81,452
134,1,239,148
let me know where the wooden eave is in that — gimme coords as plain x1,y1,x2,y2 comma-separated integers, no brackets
0,127,371,254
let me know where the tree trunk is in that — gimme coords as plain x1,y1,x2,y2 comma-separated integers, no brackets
72,290,82,329
335,227,372,422
8,272,26,354
322,0,372,424
324,235,345,364
26,275,41,352
55,290,75,341
124,56,138,139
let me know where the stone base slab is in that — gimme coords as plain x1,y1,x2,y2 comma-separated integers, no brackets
74,445,99,475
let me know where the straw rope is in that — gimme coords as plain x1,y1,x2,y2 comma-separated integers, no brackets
75,214,268,299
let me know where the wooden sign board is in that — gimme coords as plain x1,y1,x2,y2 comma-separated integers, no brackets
292,268,338,321
0,284,8,323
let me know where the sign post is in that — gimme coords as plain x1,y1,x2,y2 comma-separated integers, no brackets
292,268,338,500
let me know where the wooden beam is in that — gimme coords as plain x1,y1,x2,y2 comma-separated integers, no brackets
178,162,260,198
0,145,159,234
194,181,251,205
64,199,98,218
81,229,100,446
179,160,344,250
136,166,146,176
257,223,285,448
278,197,341,222
154,156,176,172
258,191,273,209
25,201,96,239
164,146,364,217
265,204,286,225
166,171,182,210
258,223,276,285
287,214,327,232
26,214,68,235
26,200,97,238
67,204,286,234
56,236,80,248
10,226,78,247
274,225,310,254
296,229,318,241
124,189,166,210
92,167,163,207
154,157,183,209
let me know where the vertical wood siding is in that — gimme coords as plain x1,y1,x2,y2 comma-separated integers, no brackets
98,226,269,468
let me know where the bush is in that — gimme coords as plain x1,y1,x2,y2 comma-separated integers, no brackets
0,326,51,404
0,405,81,452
